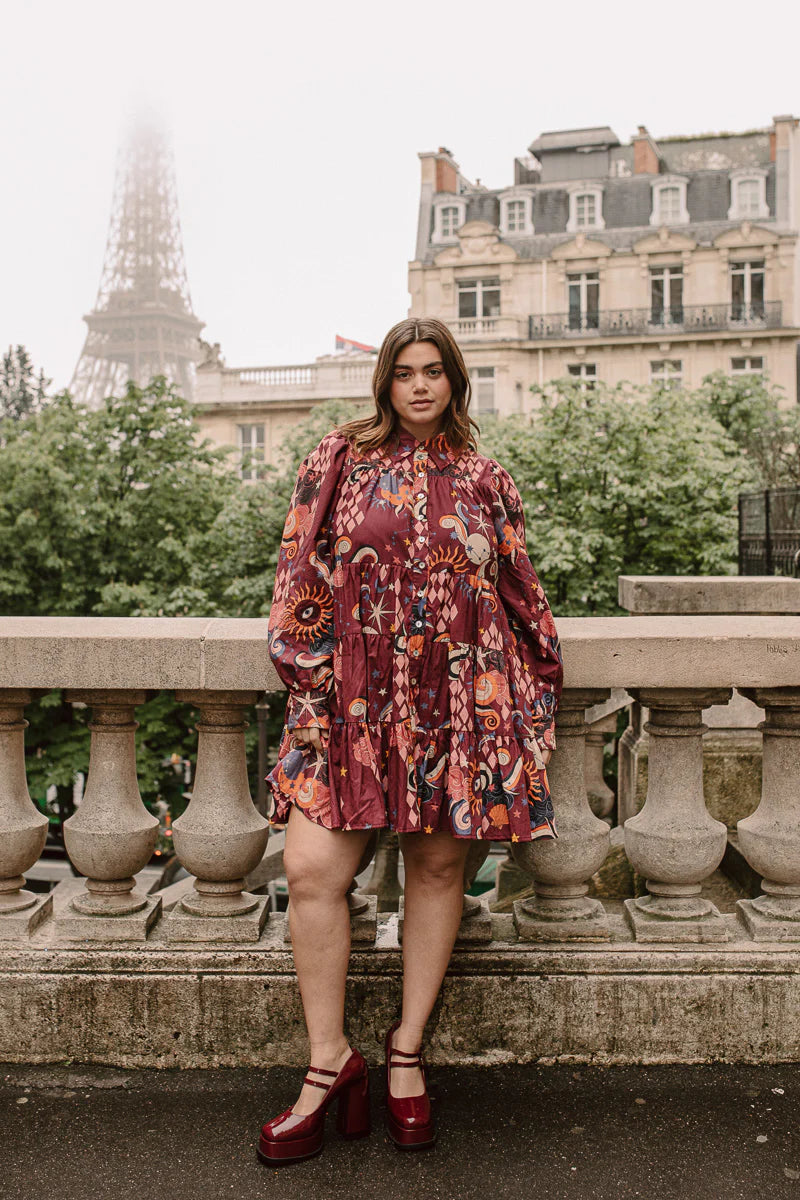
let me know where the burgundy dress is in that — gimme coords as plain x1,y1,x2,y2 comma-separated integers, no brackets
265,427,563,841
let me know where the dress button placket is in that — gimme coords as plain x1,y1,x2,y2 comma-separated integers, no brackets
409,445,428,671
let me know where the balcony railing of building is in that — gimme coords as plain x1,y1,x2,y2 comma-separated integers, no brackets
235,365,316,386
232,361,375,388
3,614,800,1067
449,316,525,340
528,301,783,340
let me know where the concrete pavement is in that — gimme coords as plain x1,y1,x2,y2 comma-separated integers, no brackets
3,1061,800,1200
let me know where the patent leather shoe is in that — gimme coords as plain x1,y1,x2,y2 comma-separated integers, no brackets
384,1021,436,1150
258,1047,371,1166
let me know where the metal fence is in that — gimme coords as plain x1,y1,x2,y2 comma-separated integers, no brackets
739,488,800,575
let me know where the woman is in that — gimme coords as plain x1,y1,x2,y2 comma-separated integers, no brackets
258,317,562,1165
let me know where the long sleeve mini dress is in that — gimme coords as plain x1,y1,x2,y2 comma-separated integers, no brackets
266,426,563,842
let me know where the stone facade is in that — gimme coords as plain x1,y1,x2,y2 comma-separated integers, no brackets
194,350,375,473
410,118,800,416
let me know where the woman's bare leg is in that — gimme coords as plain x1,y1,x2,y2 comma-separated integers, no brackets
391,831,472,1098
283,805,372,1114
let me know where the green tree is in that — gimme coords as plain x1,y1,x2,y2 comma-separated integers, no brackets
0,383,354,816
693,370,800,490
0,345,50,421
478,380,749,615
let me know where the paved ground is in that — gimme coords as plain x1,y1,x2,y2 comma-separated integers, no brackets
2,1060,800,1200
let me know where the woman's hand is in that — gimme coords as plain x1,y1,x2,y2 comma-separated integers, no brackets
291,724,328,754
540,748,552,767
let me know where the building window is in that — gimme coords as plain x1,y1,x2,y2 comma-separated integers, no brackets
238,424,265,481
440,206,460,238
499,191,533,236
567,272,600,332
432,198,466,244
567,363,597,389
730,260,765,322
471,367,496,414
731,356,765,375
728,170,769,221
650,177,689,226
566,186,604,233
650,265,683,326
458,278,501,320
650,360,683,389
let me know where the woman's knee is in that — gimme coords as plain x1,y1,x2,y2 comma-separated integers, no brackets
403,845,468,891
283,844,351,901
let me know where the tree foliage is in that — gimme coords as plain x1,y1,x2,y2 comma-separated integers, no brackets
0,345,50,421
477,379,750,615
0,379,353,810
693,370,800,490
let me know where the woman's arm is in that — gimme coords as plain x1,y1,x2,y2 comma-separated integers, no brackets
267,432,350,741
488,459,563,762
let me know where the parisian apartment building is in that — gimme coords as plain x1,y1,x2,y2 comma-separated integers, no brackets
195,114,800,473
410,115,800,415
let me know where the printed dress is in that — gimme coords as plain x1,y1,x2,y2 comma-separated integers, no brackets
265,426,563,841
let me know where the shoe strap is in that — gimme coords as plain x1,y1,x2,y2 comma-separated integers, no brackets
390,1059,422,1068
390,1046,422,1058
303,1063,341,1090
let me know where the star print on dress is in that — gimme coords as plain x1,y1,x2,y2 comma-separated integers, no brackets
266,427,563,841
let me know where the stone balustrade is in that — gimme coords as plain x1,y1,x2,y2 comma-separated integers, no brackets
2,614,800,1068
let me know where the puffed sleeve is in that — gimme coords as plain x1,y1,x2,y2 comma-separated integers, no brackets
487,459,563,755
267,431,351,731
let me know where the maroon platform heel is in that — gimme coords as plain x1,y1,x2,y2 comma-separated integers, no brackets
385,1021,436,1150
257,1047,371,1166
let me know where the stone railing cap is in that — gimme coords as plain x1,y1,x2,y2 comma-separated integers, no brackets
618,575,800,615
2,615,800,693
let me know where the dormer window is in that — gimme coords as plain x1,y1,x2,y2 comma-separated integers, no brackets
728,169,769,220
499,191,533,236
650,177,689,226
566,185,604,233
432,198,467,244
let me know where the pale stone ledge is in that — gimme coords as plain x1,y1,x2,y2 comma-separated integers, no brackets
2,614,800,691
619,574,800,615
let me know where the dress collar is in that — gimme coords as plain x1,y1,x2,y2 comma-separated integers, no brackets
392,428,457,462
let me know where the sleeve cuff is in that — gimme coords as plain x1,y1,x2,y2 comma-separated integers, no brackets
532,719,556,757
286,691,331,731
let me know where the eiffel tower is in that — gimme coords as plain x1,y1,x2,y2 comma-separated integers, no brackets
71,116,204,406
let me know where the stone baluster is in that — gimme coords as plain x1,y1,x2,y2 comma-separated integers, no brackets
0,690,52,938
511,689,612,942
357,829,403,912
736,688,800,940
60,690,161,940
167,691,269,943
624,688,732,942
585,712,617,823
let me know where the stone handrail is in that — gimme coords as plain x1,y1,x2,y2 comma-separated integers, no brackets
2,613,800,949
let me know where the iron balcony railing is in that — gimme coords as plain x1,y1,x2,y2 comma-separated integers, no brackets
739,487,800,577
528,302,783,340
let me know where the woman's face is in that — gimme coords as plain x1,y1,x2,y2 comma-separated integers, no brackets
389,340,452,440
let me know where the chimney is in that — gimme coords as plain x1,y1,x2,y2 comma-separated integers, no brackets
419,147,460,194
632,125,661,175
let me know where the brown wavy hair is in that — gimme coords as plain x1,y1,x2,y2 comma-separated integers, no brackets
336,317,480,457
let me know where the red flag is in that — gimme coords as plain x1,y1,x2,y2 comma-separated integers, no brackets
335,334,377,353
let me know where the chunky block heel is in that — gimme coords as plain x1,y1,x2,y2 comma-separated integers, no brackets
337,1072,371,1139
258,1047,371,1166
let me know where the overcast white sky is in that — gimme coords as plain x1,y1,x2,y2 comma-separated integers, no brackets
3,0,799,391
